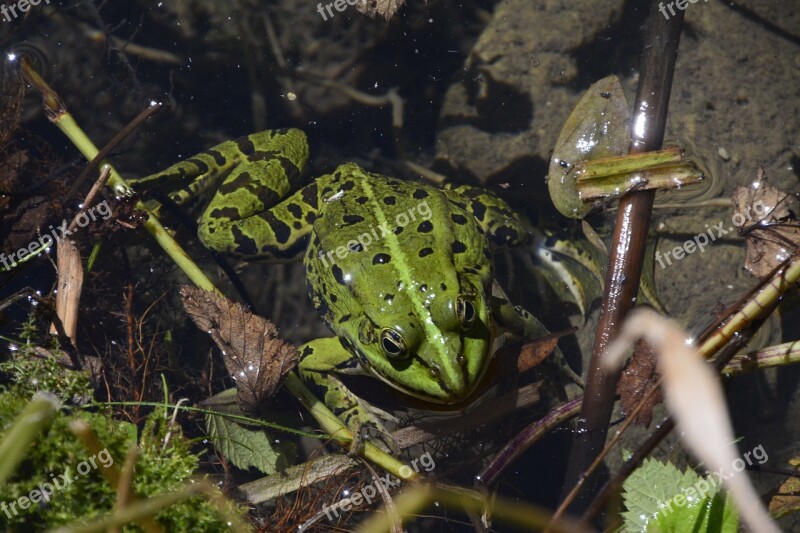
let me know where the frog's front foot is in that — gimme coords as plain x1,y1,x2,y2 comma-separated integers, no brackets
299,338,401,455
345,406,401,456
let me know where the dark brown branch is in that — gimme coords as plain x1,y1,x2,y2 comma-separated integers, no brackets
559,1,685,513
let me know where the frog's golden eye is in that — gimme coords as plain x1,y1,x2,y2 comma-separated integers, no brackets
456,295,477,327
380,328,408,359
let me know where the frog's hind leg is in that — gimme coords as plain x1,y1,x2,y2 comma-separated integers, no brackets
132,128,313,261
298,337,400,453
133,129,308,207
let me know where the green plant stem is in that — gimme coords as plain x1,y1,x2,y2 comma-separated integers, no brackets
700,257,800,357
723,340,800,375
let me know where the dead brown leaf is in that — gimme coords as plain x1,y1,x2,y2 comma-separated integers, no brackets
732,167,800,278
616,339,662,427
356,0,406,20
181,286,299,414
768,458,800,518
517,328,575,373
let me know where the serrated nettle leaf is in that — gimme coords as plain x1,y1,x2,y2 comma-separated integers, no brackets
621,457,738,533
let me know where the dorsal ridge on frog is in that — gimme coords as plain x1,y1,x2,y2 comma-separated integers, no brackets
135,127,581,441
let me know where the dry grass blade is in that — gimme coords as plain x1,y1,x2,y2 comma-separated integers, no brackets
180,286,299,413
604,308,780,533
49,238,83,346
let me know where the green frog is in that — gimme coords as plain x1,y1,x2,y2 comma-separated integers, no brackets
136,128,582,443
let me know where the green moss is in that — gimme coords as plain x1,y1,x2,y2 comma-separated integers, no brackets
0,345,244,531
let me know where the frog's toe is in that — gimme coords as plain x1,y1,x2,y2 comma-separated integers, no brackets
341,406,400,455
362,424,401,455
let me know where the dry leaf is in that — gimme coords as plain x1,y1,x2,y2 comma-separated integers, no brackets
181,286,299,413
732,167,800,278
517,328,575,373
615,339,662,427
356,0,406,20
768,458,800,518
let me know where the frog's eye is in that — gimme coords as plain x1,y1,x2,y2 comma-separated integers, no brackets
380,328,408,359
456,295,477,327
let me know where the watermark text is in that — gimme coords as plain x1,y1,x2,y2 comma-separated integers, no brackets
322,451,435,521
0,199,112,270
317,199,432,269
657,444,768,517
655,200,766,269
1,448,114,519
2,0,51,23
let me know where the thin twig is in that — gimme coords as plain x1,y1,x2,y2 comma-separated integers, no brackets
66,103,162,200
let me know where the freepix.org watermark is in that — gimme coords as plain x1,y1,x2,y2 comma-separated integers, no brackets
1,448,114,518
317,199,432,269
1,0,50,23
0,199,112,270
322,451,435,521
658,0,708,20
655,199,767,269
316,0,366,21
656,444,768,518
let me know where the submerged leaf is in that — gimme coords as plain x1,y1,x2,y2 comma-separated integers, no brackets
516,329,574,373
204,391,287,475
548,75,630,218
732,167,800,278
616,339,662,427
181,287,299,414
767,457,800,519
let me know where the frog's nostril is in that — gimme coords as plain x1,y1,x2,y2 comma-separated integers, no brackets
429,365,441,378
457,354,467,367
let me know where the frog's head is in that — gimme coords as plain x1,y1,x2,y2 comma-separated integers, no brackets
345,268,496,403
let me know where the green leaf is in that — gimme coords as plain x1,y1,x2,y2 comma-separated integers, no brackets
621,457,739,533
204,390,286,474
652,491,738,533
547,75,630,219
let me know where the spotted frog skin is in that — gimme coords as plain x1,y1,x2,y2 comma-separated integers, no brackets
137,128,578,439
